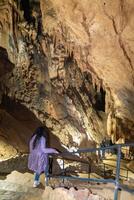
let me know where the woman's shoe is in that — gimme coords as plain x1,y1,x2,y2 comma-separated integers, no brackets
33,181,40,188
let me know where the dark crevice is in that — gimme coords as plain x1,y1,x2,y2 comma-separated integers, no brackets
94,87,106,112
20,0,31,22
64,51,74,65
67,86,88,116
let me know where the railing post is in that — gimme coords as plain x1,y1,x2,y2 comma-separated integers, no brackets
114,145,121,200
45,157,49,186
88,163,91,183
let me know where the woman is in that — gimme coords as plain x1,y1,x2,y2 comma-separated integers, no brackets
28,126,58,187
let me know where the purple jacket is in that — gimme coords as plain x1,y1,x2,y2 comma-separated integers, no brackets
28,135,57,174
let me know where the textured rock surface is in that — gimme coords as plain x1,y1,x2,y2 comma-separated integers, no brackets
127,161,134,172
42,186,95,200
0,0,19,63
40,0,134,141
0,179,106,200
0,180,43,200
0,179,133,200
0,0,134,160
0,0,104,152
0,171,134,200
0,96,41,165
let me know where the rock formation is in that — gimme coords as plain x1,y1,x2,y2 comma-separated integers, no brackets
0,0,134,160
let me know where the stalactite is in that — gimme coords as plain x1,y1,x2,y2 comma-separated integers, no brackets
107,111,112,136
96,80,101,93
105,90,109,114
92,75,96,89
53,34,56,49
111,117,117,143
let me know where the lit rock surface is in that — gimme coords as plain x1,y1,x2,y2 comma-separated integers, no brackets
40,0,134,141
0,171,134,200
0,0,134,160
0,180,105,200
127,161,134,172
42,186,102,200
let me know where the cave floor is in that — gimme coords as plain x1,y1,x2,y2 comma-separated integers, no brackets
0,155,133,200
0,179,43,200
0,168,133,200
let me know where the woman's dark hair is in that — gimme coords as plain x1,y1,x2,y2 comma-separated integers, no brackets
31,126,50,149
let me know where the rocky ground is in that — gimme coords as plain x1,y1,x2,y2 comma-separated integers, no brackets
0,170,134,200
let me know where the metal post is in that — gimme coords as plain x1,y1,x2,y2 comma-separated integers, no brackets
45,157,49,186
114,145,121,200
88,163,91,183
45,169,49,186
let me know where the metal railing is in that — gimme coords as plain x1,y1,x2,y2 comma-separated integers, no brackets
46,143,134,200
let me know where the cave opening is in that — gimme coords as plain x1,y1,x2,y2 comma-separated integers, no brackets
20,0,42,35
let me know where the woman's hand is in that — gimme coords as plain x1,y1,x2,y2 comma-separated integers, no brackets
54,150,59,154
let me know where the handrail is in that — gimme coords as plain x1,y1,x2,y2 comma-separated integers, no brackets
53,155,89,164
46,143,134,200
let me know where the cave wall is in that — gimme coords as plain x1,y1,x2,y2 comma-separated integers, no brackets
0,0,134,154
40,0,134,142
0,0,20,64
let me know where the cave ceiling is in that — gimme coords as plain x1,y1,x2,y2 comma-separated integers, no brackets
0,0,133,153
